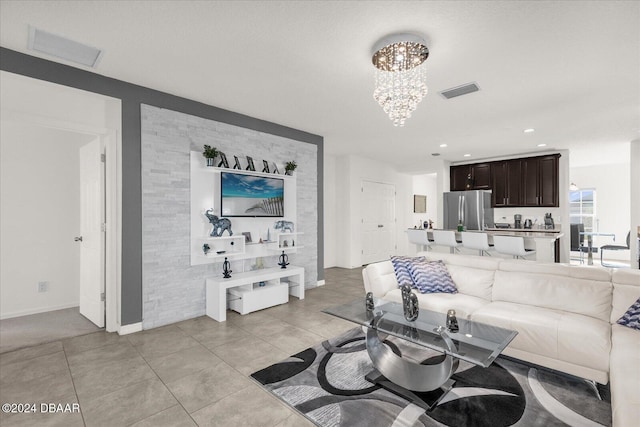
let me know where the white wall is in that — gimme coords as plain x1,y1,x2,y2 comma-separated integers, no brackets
410,173,438,229
0,123,93,318
335,154,412,268
631,139,640,268
324,153,338,268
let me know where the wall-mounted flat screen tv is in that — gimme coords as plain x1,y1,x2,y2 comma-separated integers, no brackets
221,172,284,217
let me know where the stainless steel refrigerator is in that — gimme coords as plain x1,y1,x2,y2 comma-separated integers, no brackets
443,190,494,230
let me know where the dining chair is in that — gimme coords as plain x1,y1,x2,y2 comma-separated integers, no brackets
461,232,492,256
600,231,630,267
492,235,536,260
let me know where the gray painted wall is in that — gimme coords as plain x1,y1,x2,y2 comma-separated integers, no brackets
0,47,324,326
141,105,317,328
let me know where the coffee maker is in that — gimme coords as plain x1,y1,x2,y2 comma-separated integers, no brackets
514,214,522,229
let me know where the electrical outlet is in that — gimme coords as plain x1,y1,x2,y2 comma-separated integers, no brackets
38,281,48,292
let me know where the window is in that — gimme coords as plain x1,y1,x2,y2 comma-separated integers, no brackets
569,189,596,232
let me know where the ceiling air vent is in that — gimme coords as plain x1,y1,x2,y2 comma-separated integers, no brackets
28,26,103,68
439,82,480,99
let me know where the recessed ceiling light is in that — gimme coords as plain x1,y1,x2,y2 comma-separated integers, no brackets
524,128,535,133
463,154,471,157
439,144,447,148
537,143,547,147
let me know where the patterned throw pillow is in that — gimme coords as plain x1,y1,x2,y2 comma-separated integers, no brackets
390,256,425,288
617,297,640,330
408,260,458,294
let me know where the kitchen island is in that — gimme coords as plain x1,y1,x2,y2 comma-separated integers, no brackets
407,228,564,263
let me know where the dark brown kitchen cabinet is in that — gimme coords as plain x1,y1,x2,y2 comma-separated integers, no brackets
523,155,559,207
451,154,559,207
450,165,470,191
492,159,522,207
450,163,491,191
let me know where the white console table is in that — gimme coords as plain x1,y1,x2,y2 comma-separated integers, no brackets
206,266,305,322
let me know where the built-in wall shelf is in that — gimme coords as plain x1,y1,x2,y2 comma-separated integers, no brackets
190,151,299,266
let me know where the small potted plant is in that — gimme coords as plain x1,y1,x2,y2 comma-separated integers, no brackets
202,145,219,167
285,160,297,176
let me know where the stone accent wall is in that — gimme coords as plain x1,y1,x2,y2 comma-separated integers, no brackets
141,104,317,329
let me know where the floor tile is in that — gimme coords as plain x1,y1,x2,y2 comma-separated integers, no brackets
262,325,324,355
190,384,292,427
129,405,196,427
166,363,252,413
128,327,200,360
66,342,139,377
62,331,123,355
187,323,251,348
0,368,75,403
0,351,68,384
0,341,63,367
274,412,315,427
210,336,289,376
81,378,177,427
146,344,222,383
71,355,156,403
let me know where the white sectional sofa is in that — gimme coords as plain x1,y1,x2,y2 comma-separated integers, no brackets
362,252,640,427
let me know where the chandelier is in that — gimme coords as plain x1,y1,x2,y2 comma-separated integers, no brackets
372,34,429,126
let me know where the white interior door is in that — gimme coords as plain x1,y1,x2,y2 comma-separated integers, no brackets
79,138,105,327
361,180,396,265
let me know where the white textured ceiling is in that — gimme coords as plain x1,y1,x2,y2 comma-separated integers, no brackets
1,0,638,171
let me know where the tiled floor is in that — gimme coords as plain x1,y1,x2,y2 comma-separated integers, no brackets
0,267,365,427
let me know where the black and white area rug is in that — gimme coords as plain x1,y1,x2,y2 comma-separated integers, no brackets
251,328,611,427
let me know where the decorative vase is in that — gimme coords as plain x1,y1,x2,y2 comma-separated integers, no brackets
285,170,294,176
206,157,215,167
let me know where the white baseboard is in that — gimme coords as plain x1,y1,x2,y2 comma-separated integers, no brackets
118,322,142,335
317,280,326,287
0,302,80,320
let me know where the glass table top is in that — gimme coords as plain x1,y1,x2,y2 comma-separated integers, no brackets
323,298,518,368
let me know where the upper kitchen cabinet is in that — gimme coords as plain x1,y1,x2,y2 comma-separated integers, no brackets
522,155,559,207
450,163,491,191
450,154,560,207
492,159,522,207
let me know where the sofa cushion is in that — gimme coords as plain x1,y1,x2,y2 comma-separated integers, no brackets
617,297,640,330
408,260,457,294
383,288,488,319
610,324,640,426
471,301,611,375
420,252,497,300
492,269,612,321
610,268,640,323
390,256,425,288
363,260,398,298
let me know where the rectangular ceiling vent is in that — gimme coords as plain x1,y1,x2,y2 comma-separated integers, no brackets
28,26,103,68
439,82,480,99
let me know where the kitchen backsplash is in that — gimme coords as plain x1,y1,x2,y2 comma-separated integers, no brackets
493,207,563,229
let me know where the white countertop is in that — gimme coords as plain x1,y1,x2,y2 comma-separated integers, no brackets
408,228,563,240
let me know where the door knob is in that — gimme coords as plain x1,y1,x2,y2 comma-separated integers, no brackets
74,236,83,242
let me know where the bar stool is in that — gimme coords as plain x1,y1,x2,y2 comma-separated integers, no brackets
432,230,462,254
406,229,432,252
492,235,536,260
461,232,492,256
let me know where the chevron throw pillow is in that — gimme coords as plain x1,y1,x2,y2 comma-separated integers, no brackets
390,256,425,288
408,260,458,294
617,297,640,330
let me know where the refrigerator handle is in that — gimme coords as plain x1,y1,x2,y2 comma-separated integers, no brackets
458,195,462,223
461,195,465,225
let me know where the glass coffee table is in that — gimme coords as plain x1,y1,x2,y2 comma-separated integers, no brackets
323,297,518,410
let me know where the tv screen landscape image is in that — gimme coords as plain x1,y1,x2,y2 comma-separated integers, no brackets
221,172,284,217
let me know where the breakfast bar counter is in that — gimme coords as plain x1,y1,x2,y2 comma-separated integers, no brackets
407,229,564,263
